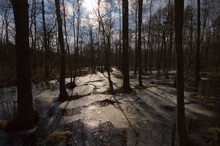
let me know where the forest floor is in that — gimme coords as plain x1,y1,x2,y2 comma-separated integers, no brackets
0,68,220,146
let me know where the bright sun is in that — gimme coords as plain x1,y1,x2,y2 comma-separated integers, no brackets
83,0,97,12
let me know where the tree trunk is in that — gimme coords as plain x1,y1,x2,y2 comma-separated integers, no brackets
42,0,50,83
90,26,95,74
175,0,189,145
134,3,138,75
74,0,80,81
144,35,148,73
148,0,153,74
11,0,34,131
122,0,131,92
55,0,68,101
138,0,143,87
106,35,114,93
157,40,162,74
168,26,173,72
188,4,193,71
30,0,37,74
62,0,74,87
195,0,201,81
96,0,114,93
118,0,122,71
163,32,168,78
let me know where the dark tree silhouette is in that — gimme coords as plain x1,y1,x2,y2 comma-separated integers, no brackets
175,0,189,145
62,0,73,86
195,0,201,81
30,0,37,74
41,0,50,83
138,0,143,87
10,0,34,131
55,0,69,101
89,26,95,74
94,0,114,93
122,0,131,92
134,1,138,75
147,0,153,74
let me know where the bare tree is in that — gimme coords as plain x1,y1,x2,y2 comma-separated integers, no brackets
138,0,143,87
89,25,96,74
148,0,153,74
118,0,122,70
195,0,201,81
8,0,34,131
55,0,68,101
122,0,131,92
73,0,81,81
175,0,189,145
62,0,75,88
94,0,114,93
42,0,50,83
30,0,37,74
133,0,138,75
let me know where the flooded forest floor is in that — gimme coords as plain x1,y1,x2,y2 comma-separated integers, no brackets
0,68,220,146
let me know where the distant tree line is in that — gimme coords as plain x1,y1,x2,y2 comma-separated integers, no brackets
0,0,220,86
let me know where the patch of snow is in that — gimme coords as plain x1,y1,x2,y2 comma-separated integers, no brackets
70,84,94,96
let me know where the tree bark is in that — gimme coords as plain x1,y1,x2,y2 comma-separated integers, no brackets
195,0,201,81
175,0,189,145
188,3,194,70
138,0,143,87
118,0,122,71
42,0,50,83
30,0,37,74
122,0,131,92
11,0,34,130
134,2,138,75
95,0,114,93
62,0,74,86
55,0,68,101
148,0,153,74
73,0,80,81
90,26,95,74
